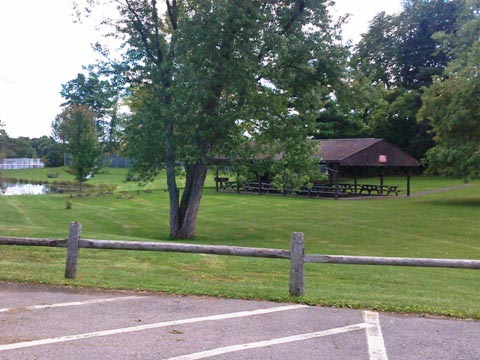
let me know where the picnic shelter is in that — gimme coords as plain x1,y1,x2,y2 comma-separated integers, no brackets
214,138,420,198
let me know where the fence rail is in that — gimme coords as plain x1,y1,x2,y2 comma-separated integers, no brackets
1,222,479,296
77,238,291,259
0,237,67,247
304,254,480,269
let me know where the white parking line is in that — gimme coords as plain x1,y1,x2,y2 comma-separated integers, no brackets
364,311,388,360
0,304,308,352
166,323,373,360
0,296,146,313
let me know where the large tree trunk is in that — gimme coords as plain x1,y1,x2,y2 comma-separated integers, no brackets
164,117,181,238
165,160,180,237
170,163,208,239
164,114,208,239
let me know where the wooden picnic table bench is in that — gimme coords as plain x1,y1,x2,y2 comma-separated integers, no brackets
359,184,381,195
385,185,401,196
215,177,229,184
220,181,236,190
243,181,275,193
309,184,337,196
337,183,357,193
359,184,401,196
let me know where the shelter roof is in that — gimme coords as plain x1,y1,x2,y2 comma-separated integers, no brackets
313,138,420,167
212,138,420,167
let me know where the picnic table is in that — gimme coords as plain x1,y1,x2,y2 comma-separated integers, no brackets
310,184,336,195
221,181,237,191
244,181,277,193
230,180,401,197
338,183,357,193
358,184,401,196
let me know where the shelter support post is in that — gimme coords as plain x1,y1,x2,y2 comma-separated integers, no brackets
380,167,385,195
236,172,240,193
405,169,411,197
257,172,262,195
353,169,359,193
332,163,339,200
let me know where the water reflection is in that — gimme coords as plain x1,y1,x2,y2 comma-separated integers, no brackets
0,181,48,196
0,180,80,196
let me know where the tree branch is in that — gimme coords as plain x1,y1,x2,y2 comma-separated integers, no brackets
123,0,162,65
166,0,178,30
282,0,306,34
151,0,164,64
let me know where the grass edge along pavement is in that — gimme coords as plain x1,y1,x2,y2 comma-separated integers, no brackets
0,169,479,320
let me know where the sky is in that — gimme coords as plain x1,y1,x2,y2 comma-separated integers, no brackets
0,0,403,139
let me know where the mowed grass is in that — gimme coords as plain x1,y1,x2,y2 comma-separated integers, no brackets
0,168,479,319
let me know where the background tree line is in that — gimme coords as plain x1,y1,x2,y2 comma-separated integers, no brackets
5,0,477,176
0,120,63,167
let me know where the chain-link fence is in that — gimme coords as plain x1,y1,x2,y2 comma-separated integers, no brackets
0,158,45,170
63,154,131,169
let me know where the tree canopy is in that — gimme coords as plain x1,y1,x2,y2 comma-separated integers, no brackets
78,0,346,238
418,11,480,179
52,104,103,194
61,72,122,153
0,120,6,161
350,0,474,160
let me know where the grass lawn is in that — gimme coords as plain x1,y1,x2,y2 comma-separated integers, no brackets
0,168,479,319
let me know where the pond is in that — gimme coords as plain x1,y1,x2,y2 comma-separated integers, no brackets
0,181,49,196
0,181,79,196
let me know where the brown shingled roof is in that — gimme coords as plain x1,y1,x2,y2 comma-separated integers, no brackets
313,138,420,167
212,138,420,168
314,138,382,161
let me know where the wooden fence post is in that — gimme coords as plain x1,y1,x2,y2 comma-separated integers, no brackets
65,222,82,279
289,232,305,296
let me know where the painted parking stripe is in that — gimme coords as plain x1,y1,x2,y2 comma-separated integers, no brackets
0,304,308,352
0,296,147,313
166,322,372,360
364,311,388,360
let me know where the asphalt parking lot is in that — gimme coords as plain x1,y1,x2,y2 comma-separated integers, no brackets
0,282,479,359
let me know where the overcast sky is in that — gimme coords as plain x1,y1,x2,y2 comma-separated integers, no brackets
0,0,402,139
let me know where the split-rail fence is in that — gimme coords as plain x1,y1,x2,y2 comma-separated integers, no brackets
1,222,479,296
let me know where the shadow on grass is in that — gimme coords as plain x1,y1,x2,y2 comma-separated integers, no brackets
427,198,480,208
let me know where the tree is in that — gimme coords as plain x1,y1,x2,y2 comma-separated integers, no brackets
81,0,344,238
61,72,121,152
52,104,103,195
418,13,480,179
353,12,400,89
5,137,37,158
395,0,464,89
0,120,6,164
31,136,64,167
351,0,469,159
355,0,464,90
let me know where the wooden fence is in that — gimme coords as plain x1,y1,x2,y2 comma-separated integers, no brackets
1,222,479,296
